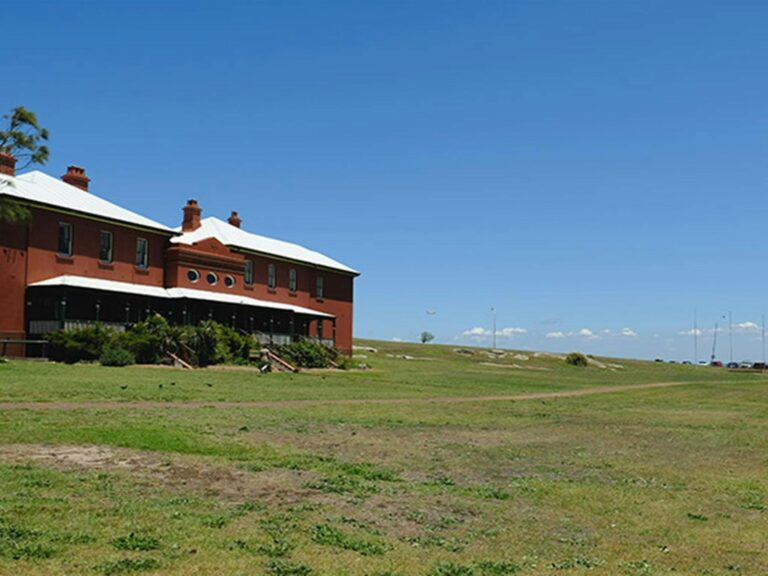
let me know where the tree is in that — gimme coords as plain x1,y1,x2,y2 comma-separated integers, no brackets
420,331,435,344
0,106,50,223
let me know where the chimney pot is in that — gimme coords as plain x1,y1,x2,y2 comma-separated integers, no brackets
182,199,202,231
228,211,242,228
0,149,16,177
62,165,90,191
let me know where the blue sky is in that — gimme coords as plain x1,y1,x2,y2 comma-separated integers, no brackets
4,1,768,360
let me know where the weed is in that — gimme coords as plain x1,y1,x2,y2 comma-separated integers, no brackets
305,474,380,497
112,532,160,551
0,521,57,560
625,560,654,576
333,461,400,482
265,559,313,576
405,534,466,552
428,561,475,576
310,523,389,556
475,561,519,575
202,514,230,529
550,556,606,570
97,558,161,575
469,485,511,501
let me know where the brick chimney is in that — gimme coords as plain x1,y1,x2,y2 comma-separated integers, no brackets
0,149,16,176
182,199,202,231
62,166,90,191
228,211,242,228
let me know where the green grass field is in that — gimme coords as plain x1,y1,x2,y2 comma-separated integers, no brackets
0,340,766,575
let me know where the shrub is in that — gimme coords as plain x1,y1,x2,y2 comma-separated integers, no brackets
213,323,252,364
46,317,251,367
565,352,588,367
113,315,170,364
47,324,115,364
276,340,335,368
99,347,135,367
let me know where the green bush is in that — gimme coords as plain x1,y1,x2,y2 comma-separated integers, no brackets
565,352,588,367
99,346,135,367
276,340,335,368
113,315,169,364
47,318,252,367
47,324,115,364
212,322,252,365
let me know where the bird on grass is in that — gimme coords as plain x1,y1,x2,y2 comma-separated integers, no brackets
119,384,128,390
205,382,213,387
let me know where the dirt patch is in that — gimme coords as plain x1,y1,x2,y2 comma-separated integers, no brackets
0,443,320,503
0,381,694,412
480,362,552,371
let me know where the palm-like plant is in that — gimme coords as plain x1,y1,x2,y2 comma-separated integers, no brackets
0,106,50,223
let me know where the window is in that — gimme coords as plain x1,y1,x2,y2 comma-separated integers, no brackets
187,269,200,283
57,222,73,256
244,260,253,286
316,275,324,300
289,269,297,293
207,272,218,285
268,263,276,289
224,275,235,288
135,238,148,268
99,230,113,263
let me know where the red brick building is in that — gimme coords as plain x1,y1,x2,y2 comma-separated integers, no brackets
0,151,358,356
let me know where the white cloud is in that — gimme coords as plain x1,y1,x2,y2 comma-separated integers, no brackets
734,321,761,332
391,337,403,342
460,326,527,341
679,328,703,336
462,327,489,338
679,327,723,336
498,327,527,336
545,327,635,340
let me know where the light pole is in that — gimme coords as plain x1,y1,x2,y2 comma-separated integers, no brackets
491,307,496,350
693,308,698,366
762,314,766,372
729,311,733,364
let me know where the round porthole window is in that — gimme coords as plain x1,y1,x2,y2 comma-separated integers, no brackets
224,275,235,288
187,269,200,283
206,272,218,285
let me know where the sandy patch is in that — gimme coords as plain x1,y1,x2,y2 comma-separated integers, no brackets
0,443,319,503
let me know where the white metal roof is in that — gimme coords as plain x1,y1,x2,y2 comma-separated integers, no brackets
171,217,359,275
0,171,175,233
28,275,334,318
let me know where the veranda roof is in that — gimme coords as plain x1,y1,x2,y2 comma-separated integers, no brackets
27,275,334,318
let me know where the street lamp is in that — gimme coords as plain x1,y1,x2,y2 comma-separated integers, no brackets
491,307,496,350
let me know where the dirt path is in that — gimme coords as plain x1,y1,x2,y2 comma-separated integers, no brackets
0,380,693,411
